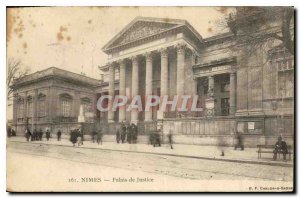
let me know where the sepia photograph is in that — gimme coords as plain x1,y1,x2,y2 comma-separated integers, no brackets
6,6,295,192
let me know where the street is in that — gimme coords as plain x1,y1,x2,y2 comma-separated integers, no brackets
7,141,294,192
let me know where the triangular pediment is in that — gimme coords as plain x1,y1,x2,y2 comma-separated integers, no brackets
103,17,187,52
111,21,178,46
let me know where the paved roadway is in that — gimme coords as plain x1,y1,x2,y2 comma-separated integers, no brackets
7,141,294,192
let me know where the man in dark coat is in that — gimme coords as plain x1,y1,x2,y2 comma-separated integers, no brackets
97,129,103,145
121,123,127,143
33,128,38,141
38,128,43,141
57,129,62,141
116,130,120,144
131,123,138,144
25,128,32,142
273,136,288,160
11,128,16,136
45,129,50,141
70,130,77,146
127,124,132,144
234,132,244,150
91,128,97,143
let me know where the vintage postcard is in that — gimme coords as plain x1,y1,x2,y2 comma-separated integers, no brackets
6,6,294,192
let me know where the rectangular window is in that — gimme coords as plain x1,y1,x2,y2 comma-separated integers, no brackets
269,47,294,98
278,72,294,98
38,99,46,117
27,101,33,117
61,100,71,117
17,103,24,118
82,102,91,113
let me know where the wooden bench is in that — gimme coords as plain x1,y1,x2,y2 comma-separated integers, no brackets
257,145,293,160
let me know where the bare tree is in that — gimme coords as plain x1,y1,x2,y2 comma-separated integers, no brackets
7,58,30,103
226,7,294,55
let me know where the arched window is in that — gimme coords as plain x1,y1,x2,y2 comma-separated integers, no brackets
60,93,73,117
81,97,92,113
38,93,46,117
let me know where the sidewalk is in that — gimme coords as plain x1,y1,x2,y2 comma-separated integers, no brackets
8,136,293,167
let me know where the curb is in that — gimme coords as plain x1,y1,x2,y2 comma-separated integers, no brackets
9,140,293,168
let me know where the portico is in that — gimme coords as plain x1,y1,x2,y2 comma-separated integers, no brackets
100,17,203,123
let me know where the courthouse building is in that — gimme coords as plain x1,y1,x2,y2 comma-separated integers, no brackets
12,8,294,146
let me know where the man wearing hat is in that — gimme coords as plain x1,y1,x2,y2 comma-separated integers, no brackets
273,136,288,161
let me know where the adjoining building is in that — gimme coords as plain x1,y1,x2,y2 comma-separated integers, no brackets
12,8,294,146
12,67,100,138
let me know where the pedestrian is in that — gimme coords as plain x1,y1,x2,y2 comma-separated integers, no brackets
33,128,38,141
273,136,288,161
11,128,16,136
116,129,120,144
97,129,103,145
168,130,173,149
121,123,127,143
91,128,97,143
25,128,32,142
131,123,138,144
127,124,132,144
234,132,244,150
78,128,84,145
75,129,83,146
39,128,43,141
46,129,50,141
57,129,62,141
70,130,77,146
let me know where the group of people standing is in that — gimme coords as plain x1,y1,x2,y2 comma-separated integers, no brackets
116,123,138,144
91,129,103,145
24,128,51,142
70,128,84,146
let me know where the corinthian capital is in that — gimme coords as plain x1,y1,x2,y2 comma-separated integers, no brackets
176,43,187,54
117,59,126,67
144,52,153,62
130,55,138,64
159,48,168,58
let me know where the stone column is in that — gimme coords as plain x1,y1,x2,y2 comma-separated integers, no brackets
230,72,237,115
119,60,126,122
176,43,186,96
208,75,214,97
74,91,80,119
158,48,168,119
33,89,38,128
145,52,153,122
108,63,115,122
206,75,215,116
13,93,18,126
131,56,139,123
193,78,198,96
176,44,186,113
24,91,28,123
160,48,168,97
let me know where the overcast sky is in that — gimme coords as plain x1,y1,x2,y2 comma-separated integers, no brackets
7,6,232,79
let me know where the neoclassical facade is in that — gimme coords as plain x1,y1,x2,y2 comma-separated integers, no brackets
12,11,294,146
98,14,294,146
